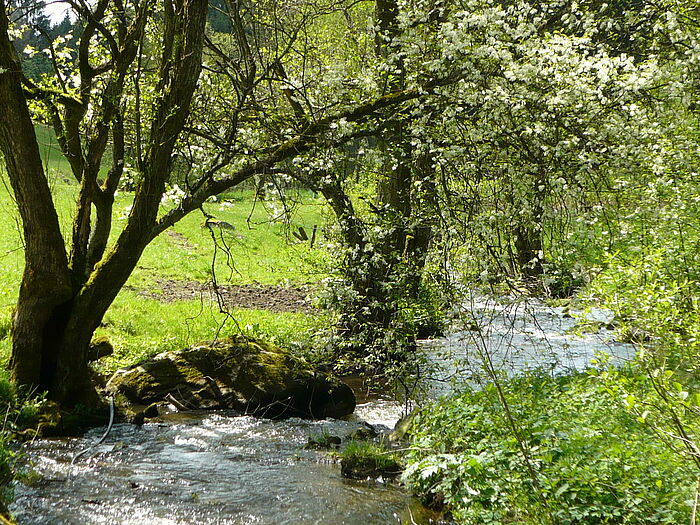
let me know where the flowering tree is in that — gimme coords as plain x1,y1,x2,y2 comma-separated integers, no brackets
397,0,674,290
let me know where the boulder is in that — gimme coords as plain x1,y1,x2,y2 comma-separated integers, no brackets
106,335,355,420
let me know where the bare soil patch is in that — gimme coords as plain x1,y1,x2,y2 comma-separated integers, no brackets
165,229,196,250
129,278,313,313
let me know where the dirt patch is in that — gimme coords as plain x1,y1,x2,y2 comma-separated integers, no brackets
165,229,196,250
129,279,313,313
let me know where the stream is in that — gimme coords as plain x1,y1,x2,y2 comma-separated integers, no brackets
424,295,636,396
10,295,637,524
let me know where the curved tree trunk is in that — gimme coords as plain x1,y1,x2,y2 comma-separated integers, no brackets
0,0,73,393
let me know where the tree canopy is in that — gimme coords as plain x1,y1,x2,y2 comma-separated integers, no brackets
0,0,699,416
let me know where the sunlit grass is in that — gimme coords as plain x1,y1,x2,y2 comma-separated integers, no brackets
0,135,333,370
137,187,328,286
93,291,330,374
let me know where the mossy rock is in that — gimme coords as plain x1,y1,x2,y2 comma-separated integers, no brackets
88,336,114,362
15,400,110,438
348,424,378,441
304,434,342,450
340,456,402,480
106,335,355,420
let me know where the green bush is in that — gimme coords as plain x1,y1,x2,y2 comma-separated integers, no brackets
402,372,694,524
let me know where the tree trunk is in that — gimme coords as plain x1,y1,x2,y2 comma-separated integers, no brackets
513,173,546,278
514,224,544,278
0,1,73,393
314,0,436,363
0,0,209,408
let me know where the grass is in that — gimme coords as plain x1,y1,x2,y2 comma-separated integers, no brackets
141,187,329,286
0,135,334,374
34,124,75,181
339,440,402,479
93,291,330,373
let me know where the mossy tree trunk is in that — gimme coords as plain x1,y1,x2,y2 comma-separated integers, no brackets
0,2,73,394
336,0,434,357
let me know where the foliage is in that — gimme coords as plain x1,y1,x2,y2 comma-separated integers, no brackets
402,372,695,525
0,377,48,512
3,0,700,519
583,173,700,473
398,0,698,295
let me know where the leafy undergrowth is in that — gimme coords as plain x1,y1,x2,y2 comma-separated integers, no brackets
402,372,694,525
0,378,47,518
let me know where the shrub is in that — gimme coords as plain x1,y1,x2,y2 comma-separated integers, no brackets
402,372,694,524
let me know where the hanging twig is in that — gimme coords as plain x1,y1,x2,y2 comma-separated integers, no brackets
71,395,115,465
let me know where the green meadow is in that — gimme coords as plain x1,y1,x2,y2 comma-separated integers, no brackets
0,127,332,377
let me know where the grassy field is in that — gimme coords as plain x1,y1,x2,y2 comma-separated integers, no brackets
0,132,333,376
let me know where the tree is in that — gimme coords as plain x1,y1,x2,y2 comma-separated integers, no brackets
167,0,448,374
0,0,210,407
0,0,433,407
409,0,672,291
286,0,445,373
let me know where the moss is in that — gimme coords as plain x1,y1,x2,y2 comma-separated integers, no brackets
304,431,342,449
88,336,113,361
14,399,110,437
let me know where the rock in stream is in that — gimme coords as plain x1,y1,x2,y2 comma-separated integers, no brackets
106,335,355,420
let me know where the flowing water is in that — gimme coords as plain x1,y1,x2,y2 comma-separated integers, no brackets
11,412,441,524
10,295,636,524
423,295,637,397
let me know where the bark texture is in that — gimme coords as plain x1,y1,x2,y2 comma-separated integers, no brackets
0,1,73,392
